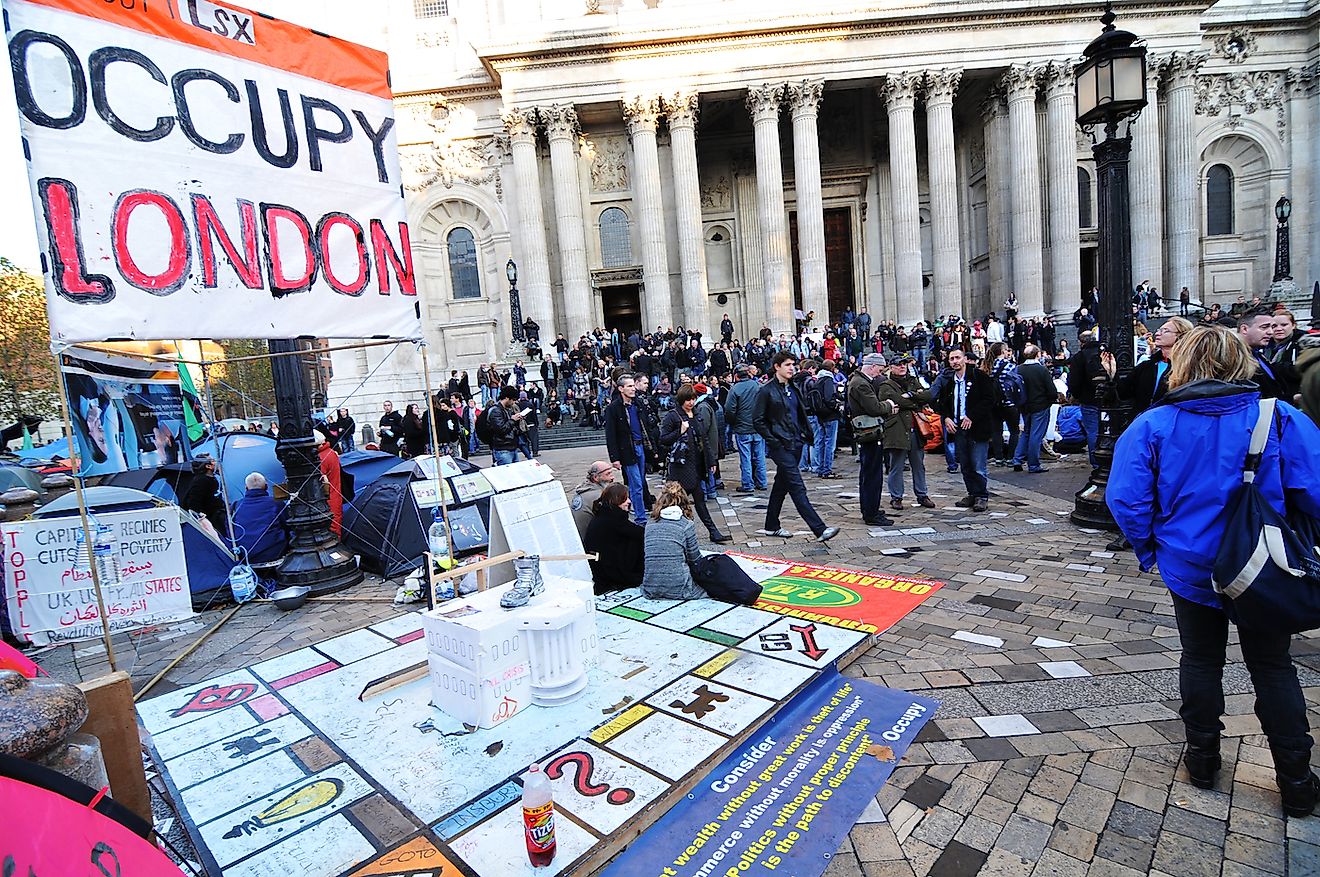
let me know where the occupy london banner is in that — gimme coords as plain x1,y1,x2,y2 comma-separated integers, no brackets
5,0,422,342
62,350,192,476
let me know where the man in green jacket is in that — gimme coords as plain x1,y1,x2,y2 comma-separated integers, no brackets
846,353,897,526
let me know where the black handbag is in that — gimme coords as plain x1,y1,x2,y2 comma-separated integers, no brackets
694,554,762,605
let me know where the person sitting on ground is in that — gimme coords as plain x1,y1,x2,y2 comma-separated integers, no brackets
182,457,228,536
231,472,288,564
570,461,617,542
640,482,707,600
583,483,645,593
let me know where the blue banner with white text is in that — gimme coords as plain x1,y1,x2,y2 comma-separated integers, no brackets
602,670,938,877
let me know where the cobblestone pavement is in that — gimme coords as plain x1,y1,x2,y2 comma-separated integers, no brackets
30,442,1320,876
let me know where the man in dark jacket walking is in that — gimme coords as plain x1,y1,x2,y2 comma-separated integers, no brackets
1011,345,1055,473
1067,331,1106,469
604,374,650,524
936,349,999,511
752,352,838,542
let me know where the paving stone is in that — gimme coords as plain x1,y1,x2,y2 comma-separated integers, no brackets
971,794,1016,827
851,822,904,863
986,768,1031,804
1105,801,1163,844
860,863,916,877
1166,781,1230,820
1046,822,1098,862
1093,832,1155,872
996,813,1052,860
1015,792,1060,824
1056,782,1116,833
1078,761,1124,792
1116,778,1168,812
939,775,989,815
969,676,1167,715
1290,842,1320,877
1160,805,1225,847
1150,831,1220,877
964,737,1021,762
925,839,988,877
1223,832,1284,872
950,813,1002,852
1029,849,1087,877
1027,764,1078,803
912,807,964,848
902,775,951,810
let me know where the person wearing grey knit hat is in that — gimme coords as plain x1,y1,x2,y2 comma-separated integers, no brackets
861,352,888,368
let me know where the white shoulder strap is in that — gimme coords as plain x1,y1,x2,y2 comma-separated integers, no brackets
1243,397,1277,484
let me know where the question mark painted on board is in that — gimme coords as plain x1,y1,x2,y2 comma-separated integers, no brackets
545,752,636,805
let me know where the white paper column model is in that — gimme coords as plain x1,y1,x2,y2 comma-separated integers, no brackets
519,598,588,706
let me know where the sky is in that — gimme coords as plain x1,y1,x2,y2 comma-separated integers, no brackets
0,0,382,274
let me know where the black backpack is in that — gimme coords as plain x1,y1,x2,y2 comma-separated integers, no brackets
810,375,837,419
474,407,493,446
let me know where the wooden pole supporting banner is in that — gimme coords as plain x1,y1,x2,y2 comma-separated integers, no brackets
53,352,117,671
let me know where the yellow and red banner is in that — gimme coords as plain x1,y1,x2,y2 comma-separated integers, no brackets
730,552,942,635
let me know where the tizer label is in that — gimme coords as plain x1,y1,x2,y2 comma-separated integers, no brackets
523,801,556,852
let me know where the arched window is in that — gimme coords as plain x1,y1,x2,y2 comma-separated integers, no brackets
599,207,633,268
1206,164,1235,235
1077,167,1093,228
446,227,481,299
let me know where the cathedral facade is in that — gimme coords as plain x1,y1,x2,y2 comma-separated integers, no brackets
329,0,1318,413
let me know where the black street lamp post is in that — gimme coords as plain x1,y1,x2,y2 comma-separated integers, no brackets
1070,2,1148,530
268,339,363,595
508,259,524,343
1273,196,1292,283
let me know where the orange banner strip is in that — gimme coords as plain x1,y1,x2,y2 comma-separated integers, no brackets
13,0,393,100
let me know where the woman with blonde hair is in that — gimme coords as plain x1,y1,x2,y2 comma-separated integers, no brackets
1108,325,1320,816
640,482,707,600
1106,316,1194,415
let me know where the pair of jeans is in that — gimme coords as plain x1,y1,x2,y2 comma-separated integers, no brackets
766,444,826,535
1172,593,1312,753
799,416,818,474
1012,408,1050,471
953,433,989,500
913,348,926,370
858,442,886,521
735,433,768,490
886,430,929,501
942,421,958,470
814,419,839,476
492,448,517,466
990,404,1020,462
622,443,648,524
1079,404,1101,469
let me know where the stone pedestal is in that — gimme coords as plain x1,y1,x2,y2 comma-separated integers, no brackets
0,670,108,791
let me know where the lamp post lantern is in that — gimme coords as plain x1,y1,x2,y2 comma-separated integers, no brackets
1070,1,1148,530
507,259,525,343
1273,195,1292,284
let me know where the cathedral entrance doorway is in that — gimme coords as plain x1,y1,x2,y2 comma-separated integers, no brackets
790,207,858,325
602,285,643,336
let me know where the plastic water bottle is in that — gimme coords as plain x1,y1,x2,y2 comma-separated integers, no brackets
75,514,118,586
522,763,556,867
427,510,455,601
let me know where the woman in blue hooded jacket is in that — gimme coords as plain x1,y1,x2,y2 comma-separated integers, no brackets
1109,325,1320,817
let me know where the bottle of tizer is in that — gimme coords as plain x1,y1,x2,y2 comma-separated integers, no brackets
522,763,557,867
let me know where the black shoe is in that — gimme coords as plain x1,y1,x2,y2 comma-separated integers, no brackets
1013,464,1024,472
736,487,755,494
1273,747,1320,817
955,496,976,508
709,531,731,544
863,516,894,527
1183,731,1221,790
972,498,988,512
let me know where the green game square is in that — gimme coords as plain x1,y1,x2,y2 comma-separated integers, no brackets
687,628,741,646
609,606,653,621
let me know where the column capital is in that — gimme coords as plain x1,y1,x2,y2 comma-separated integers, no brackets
1001,64,1040,102
979,88,1006,123
1165,51,1208,87
664,91,699,129
1286,65,1317,98
541,104,580,141
1042,60,1074,99
923,69,962,106
881,71,921,111
622,95,663,135
745,83,784,124
501,107,539,143
1144,52,1169,89
786,79,824,117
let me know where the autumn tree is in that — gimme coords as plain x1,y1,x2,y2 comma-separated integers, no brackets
211,339,276,421
0,257,58,426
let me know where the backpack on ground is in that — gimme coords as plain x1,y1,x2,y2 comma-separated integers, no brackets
474,407,493,446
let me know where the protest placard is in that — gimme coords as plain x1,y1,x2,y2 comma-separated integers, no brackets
5,0,421,341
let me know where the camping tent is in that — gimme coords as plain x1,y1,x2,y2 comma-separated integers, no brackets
342,456,489,579
34,487,238,609
10,437,70,463
0,464,44,493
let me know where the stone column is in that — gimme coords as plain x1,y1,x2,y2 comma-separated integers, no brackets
1043,61,1081,314
924,69,963,320
542,105,592,336
664,91,711,338
1003,64,1045,316
883,71,924,326
732,150,767,335
1129,57,1165,298
1165,53,1206,305
622,95,673,332
982,93,1012,308
503,108,555,338
747,83,793,335
788,79,829,324
1285,67,1316,293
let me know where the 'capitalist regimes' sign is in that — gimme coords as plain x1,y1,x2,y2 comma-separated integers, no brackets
4,0,422,342
3,508,193,645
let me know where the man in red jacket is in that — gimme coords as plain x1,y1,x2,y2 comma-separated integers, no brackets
316,425,344,536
